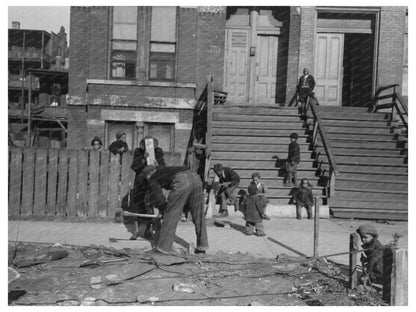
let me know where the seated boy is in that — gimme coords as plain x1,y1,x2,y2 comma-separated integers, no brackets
213,164,240,217
356,224,384,284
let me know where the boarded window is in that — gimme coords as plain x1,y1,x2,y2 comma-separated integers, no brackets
145,123,174,152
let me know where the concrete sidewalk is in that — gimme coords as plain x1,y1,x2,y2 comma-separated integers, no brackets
8,217,408,266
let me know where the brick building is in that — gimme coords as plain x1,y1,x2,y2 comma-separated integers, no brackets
67,6,407,161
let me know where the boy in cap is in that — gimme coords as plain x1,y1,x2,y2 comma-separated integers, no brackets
143,165,208,254
286,132,300,187
240,184,266,236
213,164,240,218
356,224,384,283
109,132,129,156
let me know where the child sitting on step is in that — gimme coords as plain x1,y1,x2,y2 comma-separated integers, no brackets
240,184,266,236
356,224,384,284
291,178,314,220
249,172,270,220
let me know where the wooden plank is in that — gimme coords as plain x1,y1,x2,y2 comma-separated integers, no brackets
313,197,320,258
349,233,359,289
120,152,133,211
108,154,121,217
88,150,100,217
77,149,88,217
98,150,110,217
8,147,23,217
21,148,35,216
33,148,47,216
390,248,408,306
66,149,78,217
56,149,68,216
46,149,58,215
206,173,219,218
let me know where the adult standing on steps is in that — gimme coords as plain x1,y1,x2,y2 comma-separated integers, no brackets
142,165,209,254
213,163,240,218
297,67,316,114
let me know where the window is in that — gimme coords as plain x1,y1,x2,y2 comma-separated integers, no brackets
111,7,138,79
149,7,177,81
144,123,174,152
106,121,135,149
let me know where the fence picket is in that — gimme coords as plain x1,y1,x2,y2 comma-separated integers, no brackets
33,148,47,215
108,155,121,217
67,149,78,216
21,148,35,216
77,150,88,217
88,150,100,217
9,147,23,217
46,149,58,215
56,149,68,216
120,153,132,210
99,151,110,217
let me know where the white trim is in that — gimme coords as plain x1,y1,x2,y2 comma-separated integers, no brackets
101,110,179,123
86,78,196,89
175,123,192,130
87,119,105,126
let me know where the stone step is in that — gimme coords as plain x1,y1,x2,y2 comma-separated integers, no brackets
336,173,407,183
212,128,308,137
324,126,392,135
315,147,403,157
213,113,301,122
209,159,315,170
212,121,306,130
319,155,407,167
321,132,394,141
335,180,407,192
330,200,408,211
212,143,311,153
317,106,369,112
320,163,408,174
236,178,321,189
207,169,319,180
320,119,388,128
315,139,400,150
332,190,407,201
317,113,386,121
211,151,315,161
212,136,310,145
330,209,407,221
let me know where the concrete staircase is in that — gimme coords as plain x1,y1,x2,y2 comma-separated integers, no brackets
315,106,408,220
208,104,328,217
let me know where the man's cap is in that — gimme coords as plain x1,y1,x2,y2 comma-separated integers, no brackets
116,132,126,140
290,132,298,139
356,224,378,236
91,136,102,146
213,164,223,172
142,165,156,177
248,184,258,195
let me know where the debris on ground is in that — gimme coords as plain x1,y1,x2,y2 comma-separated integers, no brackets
8,242,387,306
8,267,20,283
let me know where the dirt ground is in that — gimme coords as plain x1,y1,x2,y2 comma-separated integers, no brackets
7,241,389,306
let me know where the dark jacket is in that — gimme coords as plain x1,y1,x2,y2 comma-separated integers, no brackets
287,142,300,164
148,166,189,211
218,167,240,187
240,195,264,223
108,140,129,156
298,74,316,92
361,238,384,282
292,186,313,207
131,147,166,174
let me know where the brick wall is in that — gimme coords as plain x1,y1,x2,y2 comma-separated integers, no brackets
195,11,226,95
298,7,316,78
286,7,301,104
67,105,88,148
88,7,109,79
377,7,407,93
178,8,197,84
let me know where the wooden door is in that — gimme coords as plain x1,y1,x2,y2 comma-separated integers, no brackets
224,29,250,103
255,35,278,103
314,33,344,106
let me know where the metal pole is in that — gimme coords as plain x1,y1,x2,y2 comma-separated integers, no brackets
313,196,320,258
27,73,32,147
20,30,26,123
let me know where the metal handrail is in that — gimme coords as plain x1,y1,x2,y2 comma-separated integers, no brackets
304,94,340,197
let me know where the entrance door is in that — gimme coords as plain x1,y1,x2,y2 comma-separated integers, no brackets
224,29,250,103
255,35,278,103
314,33,344,106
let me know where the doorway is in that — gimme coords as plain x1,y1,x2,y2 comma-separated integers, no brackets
314,12,377,106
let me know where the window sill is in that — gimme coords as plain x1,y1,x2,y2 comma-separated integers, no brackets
86,79,196,89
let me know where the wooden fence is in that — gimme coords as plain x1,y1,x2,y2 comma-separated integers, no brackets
8,147,181,219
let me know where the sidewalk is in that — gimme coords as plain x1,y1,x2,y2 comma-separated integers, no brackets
8,217,408,266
